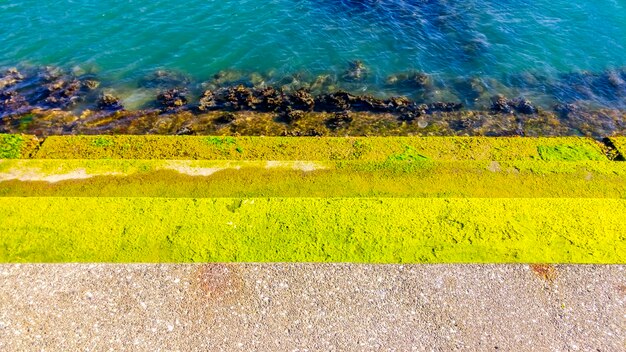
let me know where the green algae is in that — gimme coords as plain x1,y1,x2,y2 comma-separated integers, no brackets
33,135,608,161
0,197,623,263
1,159,625,198
387,146,429,161
0,134,39,159
537,144,606,161
0,135,23,159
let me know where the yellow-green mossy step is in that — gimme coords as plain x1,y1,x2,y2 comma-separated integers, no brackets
1,159,625,198
31,135,608,161
0,197,623,263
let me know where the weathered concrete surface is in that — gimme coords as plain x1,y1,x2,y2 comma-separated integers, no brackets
0,264,624,351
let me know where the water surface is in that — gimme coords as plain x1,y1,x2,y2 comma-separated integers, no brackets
1,0,626,108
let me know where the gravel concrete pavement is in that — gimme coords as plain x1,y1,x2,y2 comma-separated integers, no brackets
0,264,624,351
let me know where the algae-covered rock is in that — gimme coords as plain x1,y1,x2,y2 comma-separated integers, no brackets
96,93,124,111
157,88,188,111
288,89,315,112
315,91,354,112
198,90,217,111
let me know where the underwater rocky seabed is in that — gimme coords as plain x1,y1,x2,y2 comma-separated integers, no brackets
1,65,626,137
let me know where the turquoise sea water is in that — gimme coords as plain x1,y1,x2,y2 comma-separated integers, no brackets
1,0,626,108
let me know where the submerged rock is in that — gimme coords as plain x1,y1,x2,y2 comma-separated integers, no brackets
514,98,537,114
451,76,491,107
43,79,83,109
385,71,431,89
553,103,582,119
82,79,101,91
490,95,537,114
96,93,124,111
342,60,368,81
40,66,64,82
0,90,28,114
309,74,335,94
429,102,463,112
139,70,191,89
157,88,188,111
0,68,24,90
210,69,247,88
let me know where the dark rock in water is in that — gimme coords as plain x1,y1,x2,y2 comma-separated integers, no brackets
351,95,390,112
325,111,353,130
315,91,354,112
157,88,188,111
385,71,431,89
388,96,412,110
198,90,217,111
490,95,514,114
43,79,82,109
428,102,463,112
220,85,260,110
139,70,191,89
96,93,124,111
282,108,306,123
490,95,537,114
342,60,368,81
215,112,236,124
553,103,581,119
0,68,24,90
513,98,537,114
288,89,315,112
256,87,284,112
0,90,28,114
82,79,100,91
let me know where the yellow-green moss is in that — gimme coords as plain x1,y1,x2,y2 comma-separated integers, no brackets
537,144,606,161
0,197,623,263
33,135,608,161
1,160,625,198
0,134,39,159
